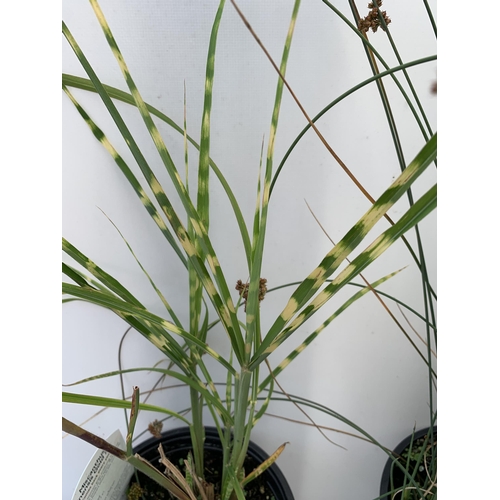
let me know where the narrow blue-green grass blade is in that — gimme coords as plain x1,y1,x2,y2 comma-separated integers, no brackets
368,10,434,141
266,56,437,301
322,0,435,140
270,56,436,196
63,282,236,376
232,0,377,216
258,134,436,358
422,0,437,36
62,73,252,263
63,392,191,426
252,182,437,369
266,393,432,495
346,1,408,176
63,85,187,268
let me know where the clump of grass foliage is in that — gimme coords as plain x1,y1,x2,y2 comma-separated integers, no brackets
62,1,436,499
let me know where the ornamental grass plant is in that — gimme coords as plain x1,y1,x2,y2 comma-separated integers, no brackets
62,1,436,498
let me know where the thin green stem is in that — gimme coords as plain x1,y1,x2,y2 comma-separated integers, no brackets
270,55,436,196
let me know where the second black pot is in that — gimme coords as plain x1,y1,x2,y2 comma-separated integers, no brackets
131,426,294,500
379,426,437,500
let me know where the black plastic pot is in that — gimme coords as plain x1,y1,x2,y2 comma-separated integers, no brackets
380,426,437,499
132,426,294,500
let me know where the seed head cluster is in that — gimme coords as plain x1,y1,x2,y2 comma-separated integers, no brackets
358,0,391,33
235,278,268,311
148,419,163,438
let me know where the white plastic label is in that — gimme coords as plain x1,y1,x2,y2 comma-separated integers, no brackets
71,429,135,500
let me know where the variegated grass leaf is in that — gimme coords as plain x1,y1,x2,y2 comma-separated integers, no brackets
235,1,435,325
268,280,436,331
256,134,436,362
187,3,229,468
346,0,437,348
221,2,303,488
252,180,436,368
62,73,252,266
62,262,95,290
251,136,265,261
232,0,374,214
86,0,238,313
258,268,404,390
63,15,245,364
197,0,226,232
63,244,190,367
251,375,274,427
306,198,434,369
63,85,187,268
240,0,302,365
63,238,143,306
240,442,287,488
63,282,236,377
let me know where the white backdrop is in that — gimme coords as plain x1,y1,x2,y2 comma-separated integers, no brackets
62,1,437,499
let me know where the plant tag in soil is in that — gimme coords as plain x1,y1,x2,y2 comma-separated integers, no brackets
71,429,134,500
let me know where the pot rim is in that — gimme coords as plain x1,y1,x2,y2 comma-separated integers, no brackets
379,426,437,496
133,425,295,500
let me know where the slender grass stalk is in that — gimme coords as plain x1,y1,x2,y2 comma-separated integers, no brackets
321,0,434,142
352,1,438,446
269,55,436,196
